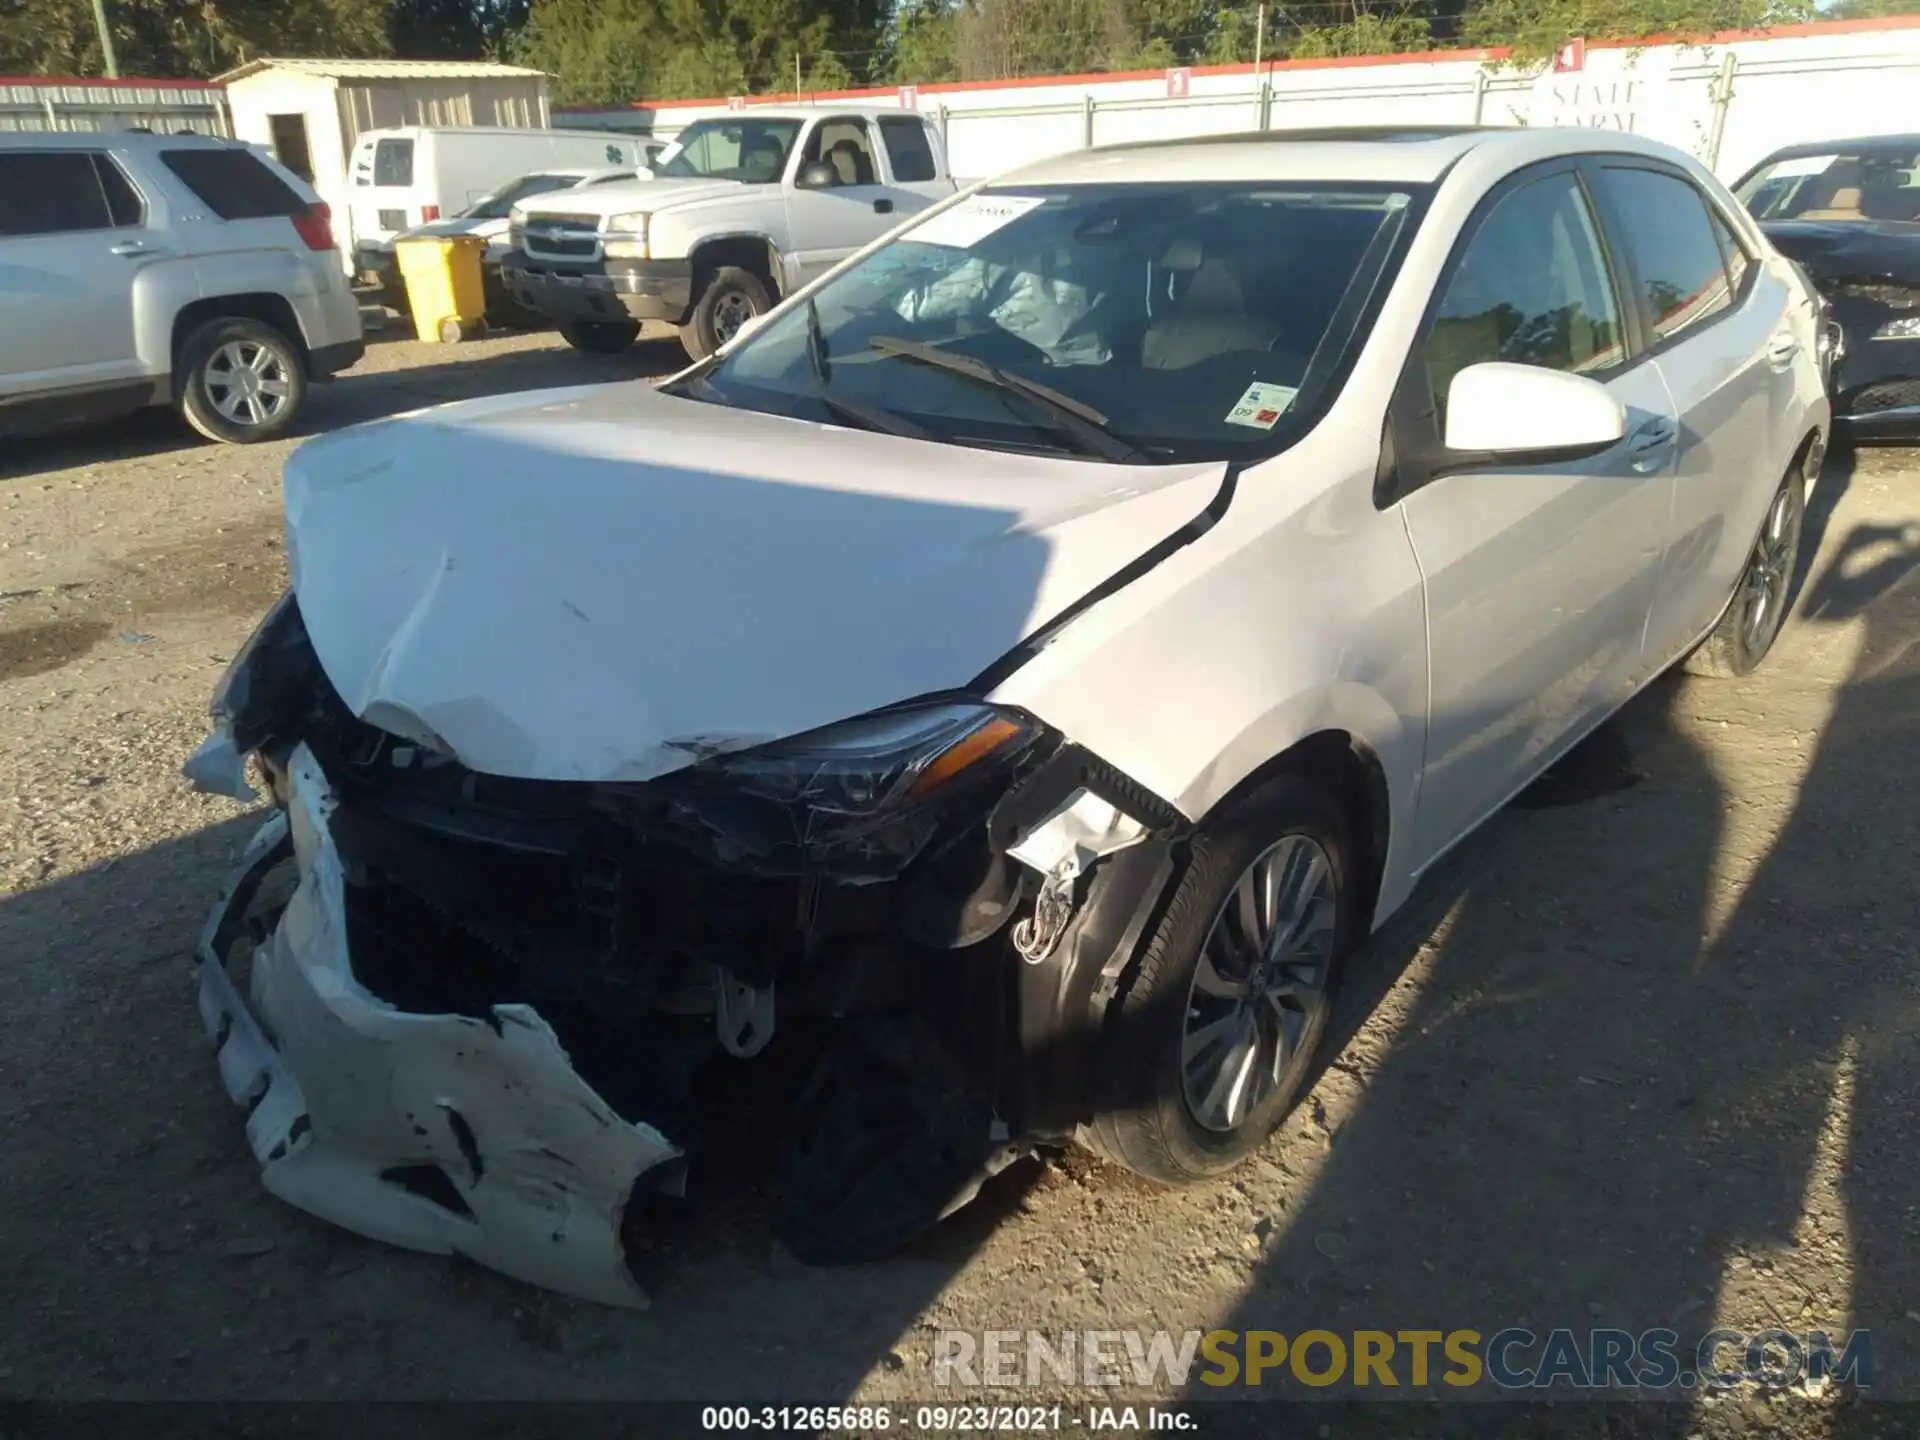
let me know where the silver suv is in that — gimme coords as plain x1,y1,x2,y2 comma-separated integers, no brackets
0,132,364,444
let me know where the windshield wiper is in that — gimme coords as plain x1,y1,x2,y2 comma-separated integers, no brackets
868,334,1148,463
805,301,930,441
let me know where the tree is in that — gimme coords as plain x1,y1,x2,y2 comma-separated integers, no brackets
0,0,391,79
515,0,888,103
887,0,961,81
1462,0,1817,62
1281,3,1432,57
389,0,532,60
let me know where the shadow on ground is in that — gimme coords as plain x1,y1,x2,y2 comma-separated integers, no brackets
0,333,687,482
1199,444,1920,1430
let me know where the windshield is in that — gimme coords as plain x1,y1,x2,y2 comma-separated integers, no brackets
1737,148,1920,224
690,181,1420,463
464,172,588,220
655,119,802,184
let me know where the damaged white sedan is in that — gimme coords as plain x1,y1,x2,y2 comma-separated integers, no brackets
187,126,1829,1305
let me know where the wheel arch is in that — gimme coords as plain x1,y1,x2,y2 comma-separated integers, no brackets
1176,684,1417,933
686,233,783,302
172,295,310,377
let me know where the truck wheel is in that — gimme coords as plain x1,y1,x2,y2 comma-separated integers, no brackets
177,318,307,445
681,267,771,362
560,320,639,355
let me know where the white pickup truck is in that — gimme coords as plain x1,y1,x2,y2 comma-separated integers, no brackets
501,106,957,359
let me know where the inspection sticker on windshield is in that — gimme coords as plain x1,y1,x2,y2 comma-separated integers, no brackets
909,194,1046,249
1225,381,1299,430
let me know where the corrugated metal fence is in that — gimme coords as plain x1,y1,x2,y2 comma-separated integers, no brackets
0,78,230,135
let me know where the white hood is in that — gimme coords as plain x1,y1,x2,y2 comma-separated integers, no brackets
283,384,1226,783
515,177,744,221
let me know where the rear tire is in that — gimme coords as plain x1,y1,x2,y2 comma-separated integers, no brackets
176,318,307,445
560,320,639,355
679,266,771,362
1082,775,1356,1184
1682,459,1807,678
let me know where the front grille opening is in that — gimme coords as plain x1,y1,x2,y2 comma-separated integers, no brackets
380,1164,475,1220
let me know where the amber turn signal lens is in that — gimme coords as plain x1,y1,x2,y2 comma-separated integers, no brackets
904,716,1026,799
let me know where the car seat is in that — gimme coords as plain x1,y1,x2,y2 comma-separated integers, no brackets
1141,239,1280,370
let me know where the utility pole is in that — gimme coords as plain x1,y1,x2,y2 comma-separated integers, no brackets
1254,3,1265,74
795,52,803,97
89,0,120,78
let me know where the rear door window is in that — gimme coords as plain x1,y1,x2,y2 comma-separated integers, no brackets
0,151,115,236
373,138,415,187
877,117,937,183
160,149,306,219
1588,167,1736,345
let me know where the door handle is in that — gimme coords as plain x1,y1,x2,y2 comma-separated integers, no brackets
1767,333,1800,368
872,198,894,214
109,240,154,257
1627,417,1676,474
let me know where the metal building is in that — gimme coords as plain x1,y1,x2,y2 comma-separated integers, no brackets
0,75,230,134
218,57,550,187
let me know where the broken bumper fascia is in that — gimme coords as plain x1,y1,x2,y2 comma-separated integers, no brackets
193,741,682,1308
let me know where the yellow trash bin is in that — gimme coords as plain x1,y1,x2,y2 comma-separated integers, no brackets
395,234,486,343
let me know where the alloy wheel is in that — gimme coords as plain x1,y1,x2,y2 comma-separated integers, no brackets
1181,834,1338,1134
204,341,293,428
1741,481,1799,655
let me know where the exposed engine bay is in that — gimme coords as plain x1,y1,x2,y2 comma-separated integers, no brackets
187,593,1187,1305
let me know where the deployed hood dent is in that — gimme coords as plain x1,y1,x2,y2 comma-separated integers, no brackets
285,386,1229,784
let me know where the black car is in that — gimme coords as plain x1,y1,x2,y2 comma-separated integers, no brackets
1736,134,1920,442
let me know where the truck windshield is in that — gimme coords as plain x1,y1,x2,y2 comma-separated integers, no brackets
692,181,1422,464
655,120,802,184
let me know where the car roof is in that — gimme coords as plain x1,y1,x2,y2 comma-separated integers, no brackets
996,125,1698,188
1753,133,1920,161
0,129,234,150
693,105,913,122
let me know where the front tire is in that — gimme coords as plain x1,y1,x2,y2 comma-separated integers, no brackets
679,266,771,362
1682,459,1807,678
177,318,306,445
1083,775,1355,1183
560,320,639,355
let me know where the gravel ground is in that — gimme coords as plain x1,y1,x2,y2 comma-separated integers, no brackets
3,326,1918,1436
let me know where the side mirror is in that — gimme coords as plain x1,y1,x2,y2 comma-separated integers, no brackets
1444,361,1626,457
797,161,840,189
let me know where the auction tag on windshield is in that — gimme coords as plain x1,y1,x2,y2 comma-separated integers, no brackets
908,194,1046,249
1225,381,1299,430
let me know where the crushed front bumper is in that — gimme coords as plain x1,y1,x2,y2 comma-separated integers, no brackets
499,253,693,325
194,740,682,1307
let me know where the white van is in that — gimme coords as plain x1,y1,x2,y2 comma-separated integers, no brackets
346,127,655,264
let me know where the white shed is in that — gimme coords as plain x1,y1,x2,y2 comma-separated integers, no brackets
218,57,551,252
